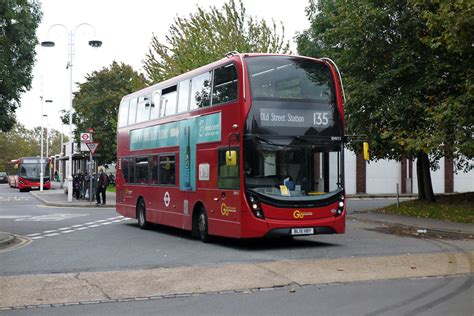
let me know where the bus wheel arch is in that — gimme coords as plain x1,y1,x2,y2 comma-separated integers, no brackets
192,202,211,243
136,196,150,229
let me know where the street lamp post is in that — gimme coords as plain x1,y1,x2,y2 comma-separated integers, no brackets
41,23,102,202
40,99,52,192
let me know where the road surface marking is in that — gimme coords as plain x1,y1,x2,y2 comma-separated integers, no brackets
24,217,132,241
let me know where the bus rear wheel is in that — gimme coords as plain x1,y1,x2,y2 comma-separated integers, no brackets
197,207,211,243
137,198,149,229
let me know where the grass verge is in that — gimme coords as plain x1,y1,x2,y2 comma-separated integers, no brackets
377,192,474,224
106,185,116,193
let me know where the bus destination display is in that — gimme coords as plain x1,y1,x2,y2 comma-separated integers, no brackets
259,108,333,128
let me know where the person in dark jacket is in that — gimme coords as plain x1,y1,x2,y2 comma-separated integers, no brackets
95,168,109,206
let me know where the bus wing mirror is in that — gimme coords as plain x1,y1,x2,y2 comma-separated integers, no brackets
363,142,370,161
226,150,237,166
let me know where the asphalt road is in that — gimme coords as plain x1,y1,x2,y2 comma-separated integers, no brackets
0,184,472,314
6,275,473,316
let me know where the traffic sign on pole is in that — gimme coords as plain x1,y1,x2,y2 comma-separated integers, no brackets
86,142,100,154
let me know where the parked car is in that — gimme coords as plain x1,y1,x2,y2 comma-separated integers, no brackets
0,171,7,183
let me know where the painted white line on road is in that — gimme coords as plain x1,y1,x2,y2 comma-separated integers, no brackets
71,224,83,228
111,220,122,223
42,230,57,234
60,230,75,234
96,220,108,223
44,233,60,237
84,222,96,225
88,224,100,228
30,236,44,240
58,227,72,231
75,227,88,231
26,233,42,237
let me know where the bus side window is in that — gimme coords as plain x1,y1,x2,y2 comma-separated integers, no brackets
212,63,238,105
122,158,130,183
128,97,138,125
136,95,151,123
150,91,161,119
135,157,149,184
160,86,178,117
190,71,211,110
218,148,240,190
177,79,190,113
149,155,158,184
118,99,130,127
158,154,176,185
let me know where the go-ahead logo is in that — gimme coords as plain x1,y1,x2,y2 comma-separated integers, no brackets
221,203,237,216
293,210,313,219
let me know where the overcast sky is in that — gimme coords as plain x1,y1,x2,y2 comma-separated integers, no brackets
17,0,310,132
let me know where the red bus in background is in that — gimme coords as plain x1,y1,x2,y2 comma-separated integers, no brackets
7,157,51,192
116,53,346,242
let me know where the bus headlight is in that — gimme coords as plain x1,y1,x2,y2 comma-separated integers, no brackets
247,194,265,219
336,200,344,216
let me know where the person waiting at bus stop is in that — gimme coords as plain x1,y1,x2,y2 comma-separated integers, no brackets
95,168,109,206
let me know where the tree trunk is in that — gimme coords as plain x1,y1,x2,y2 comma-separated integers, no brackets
416,152,426,200
416,151,436,202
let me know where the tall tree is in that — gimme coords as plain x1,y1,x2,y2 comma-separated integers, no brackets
0,0,42,132
0,123,37,170
72,62,147,165
297,0,473,202
143,0,290,83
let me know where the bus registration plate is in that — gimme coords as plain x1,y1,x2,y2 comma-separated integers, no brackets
291,228,314,235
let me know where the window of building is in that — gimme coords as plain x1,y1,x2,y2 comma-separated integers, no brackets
136,95,151,123
190,72,211,110
135,157,149,184
218,148,240,189
212,64,238,105
158,154,176,185
160,86,178,117
128,98,138,125
118,99,130,127
149,155,158,184
177,80,190,113
150,91,161,120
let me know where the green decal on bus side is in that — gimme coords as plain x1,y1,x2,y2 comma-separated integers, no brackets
196,113,221,144
130,113,221,151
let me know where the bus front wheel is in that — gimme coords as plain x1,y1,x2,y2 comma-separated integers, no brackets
137,198,150,230
197,207,211,243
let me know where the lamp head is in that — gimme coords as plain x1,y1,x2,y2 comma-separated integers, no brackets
88,40,102,48
41,41,55,47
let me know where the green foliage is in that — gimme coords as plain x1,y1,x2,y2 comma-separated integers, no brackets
0,0,42,132
73,62,147,165
297,0,473,170
0,123,35,170
0,122,66,170
379,193,474,224
143,0,290,83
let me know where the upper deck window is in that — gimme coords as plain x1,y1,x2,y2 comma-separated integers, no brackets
177,80,191,113
128,97,138,125
212,63,238,105
136,95,151,123
160,86,178,117
190,71,211,110
118,99,129,127
246,56,334,103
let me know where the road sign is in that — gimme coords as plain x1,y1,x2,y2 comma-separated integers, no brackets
80,133,91,142
88,127,94,133
86,142,100,154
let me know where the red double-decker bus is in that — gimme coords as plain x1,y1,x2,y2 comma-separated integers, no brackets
116,53,346,241
7,157,51,192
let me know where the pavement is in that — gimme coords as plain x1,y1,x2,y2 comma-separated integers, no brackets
29,181,116,209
